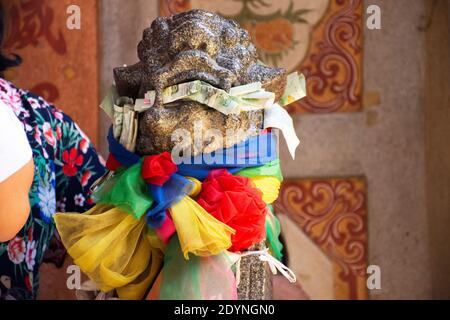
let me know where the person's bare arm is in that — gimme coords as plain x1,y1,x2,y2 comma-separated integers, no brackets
0,158,34,242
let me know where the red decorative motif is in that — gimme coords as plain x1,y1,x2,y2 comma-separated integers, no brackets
160,0,191,15
292,0,363,113
4,0,67,55
2,0,100,146
62,147,84,177
159,0,363,114
273,178,368,299
29,82,60,103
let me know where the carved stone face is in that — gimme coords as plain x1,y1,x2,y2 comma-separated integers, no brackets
113,9,287,155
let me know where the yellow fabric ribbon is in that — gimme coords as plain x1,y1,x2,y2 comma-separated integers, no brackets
53,174,276,298
250,176,281,204
169,177,235,259
54,205,163,300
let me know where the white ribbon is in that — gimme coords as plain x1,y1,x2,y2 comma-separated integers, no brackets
234,248,297,286
263,103,300,160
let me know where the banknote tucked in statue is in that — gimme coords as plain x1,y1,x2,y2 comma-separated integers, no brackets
54,9,306,300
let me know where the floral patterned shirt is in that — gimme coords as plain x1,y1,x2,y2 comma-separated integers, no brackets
0,78,106,300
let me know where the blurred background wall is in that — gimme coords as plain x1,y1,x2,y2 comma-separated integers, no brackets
3,0,449,299
97,0,449,299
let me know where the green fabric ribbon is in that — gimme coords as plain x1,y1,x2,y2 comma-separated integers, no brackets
93,161,153,220
265,205,283,261
236,159,283,181
93,158,283,229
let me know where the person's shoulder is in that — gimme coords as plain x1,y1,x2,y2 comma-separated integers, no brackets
0,77,30,114
0,98,32,183
0,77,21,99
0,77,63,120
1,77,37,104
0,99,18,122
0,77,16,89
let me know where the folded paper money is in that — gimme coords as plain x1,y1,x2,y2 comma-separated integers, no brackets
135,80,275,115
100,72,306,158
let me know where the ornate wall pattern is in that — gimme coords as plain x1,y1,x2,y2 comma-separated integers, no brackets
160,0,368,300
3,0,99,146
159,0,363,114
273,177,368,300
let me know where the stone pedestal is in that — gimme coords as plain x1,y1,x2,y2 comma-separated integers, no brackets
237,241,272,300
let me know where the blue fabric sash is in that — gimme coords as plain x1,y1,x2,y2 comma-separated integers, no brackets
107,127,277,228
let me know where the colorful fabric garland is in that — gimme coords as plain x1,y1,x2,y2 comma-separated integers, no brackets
94,162,153,220
99,130,283,253
55,128,285,299
101,128,281,230
107,128,279,180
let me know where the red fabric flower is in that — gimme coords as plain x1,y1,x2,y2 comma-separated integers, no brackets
197,169,267,252
106,153,122,171
62,147,84,177
141,152,177,186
